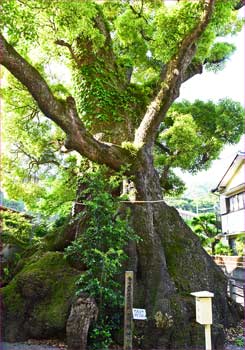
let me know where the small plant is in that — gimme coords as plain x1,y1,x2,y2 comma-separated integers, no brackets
154,311,174,329
234,337,244,347
121,141,140,157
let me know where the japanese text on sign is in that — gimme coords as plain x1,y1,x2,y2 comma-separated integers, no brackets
132,308,147,320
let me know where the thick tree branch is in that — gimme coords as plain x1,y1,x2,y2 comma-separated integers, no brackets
155,141,171,155
182,62,203,83
134,0,216,146
234,0,245,10
0,33,69,131
0,34,131,170
55,39,80,66
159,165,170,189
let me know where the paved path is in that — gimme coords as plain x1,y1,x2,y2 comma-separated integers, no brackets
1,344,62,350
1,344,66,350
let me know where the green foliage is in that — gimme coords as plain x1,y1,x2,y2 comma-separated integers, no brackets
2,74,79,216
189,213,221,254
73,64,124,129
121,141,140,157
205,42,236,72
156,98,244,176
88,318,116,350
2,0,244,204
3,153,78,217
73,64,148,139
165,194,218,214
65,166,137,349
159,113,202,170
234,336,244,347
214,242,232,256
160,169,186,197
1,192,25,212
0,0,38,47
154,98,243,194
152,1,202,62
109,0,242,72
54,1,104,49
1,210,34,284
191,213,218,237
2,0,243,81
190,213,218,245
172,99,244,145
115,8,149,61
0,210,32,248
1,71,78,216
194,0,243,63
1,0,104,52
235,235,244,256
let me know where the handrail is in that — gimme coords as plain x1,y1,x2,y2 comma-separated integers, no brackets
232,292,243,298
229,280,244,290
228,278,244,300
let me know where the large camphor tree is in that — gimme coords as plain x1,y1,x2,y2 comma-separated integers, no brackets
1,0,244,348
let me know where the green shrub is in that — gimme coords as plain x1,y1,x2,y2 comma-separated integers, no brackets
0,210,33,284
235,235,244,256
0,210,32,247
214,242,232,256
65,166,137,349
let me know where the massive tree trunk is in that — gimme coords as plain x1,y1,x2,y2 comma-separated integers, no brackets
43,149,242,348
124,148,241,348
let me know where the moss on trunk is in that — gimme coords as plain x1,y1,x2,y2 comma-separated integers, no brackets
2,252,81,342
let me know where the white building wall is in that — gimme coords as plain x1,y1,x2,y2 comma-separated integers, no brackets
221,209,245,234
226,163,245,193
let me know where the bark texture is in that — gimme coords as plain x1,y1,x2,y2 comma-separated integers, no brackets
66,295,98,350
125,150,242,348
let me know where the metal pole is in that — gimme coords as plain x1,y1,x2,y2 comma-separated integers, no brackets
205,324,212,350
124,271,133,350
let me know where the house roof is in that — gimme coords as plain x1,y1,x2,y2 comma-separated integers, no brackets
212,151,245,193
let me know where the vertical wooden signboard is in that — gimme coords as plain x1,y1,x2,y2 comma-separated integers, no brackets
124,271,133,350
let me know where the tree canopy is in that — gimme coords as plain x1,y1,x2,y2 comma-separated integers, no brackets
1,0,244,214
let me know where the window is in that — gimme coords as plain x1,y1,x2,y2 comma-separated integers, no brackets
238,192,245,210
227,192,245,212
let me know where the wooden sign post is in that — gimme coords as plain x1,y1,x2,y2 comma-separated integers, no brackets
124,271,133,350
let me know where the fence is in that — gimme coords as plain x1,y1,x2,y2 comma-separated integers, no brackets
228,278,244,306
212,255,244,305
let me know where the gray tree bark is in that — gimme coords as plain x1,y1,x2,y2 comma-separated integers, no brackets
123,148,242,348
66,295,98,350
